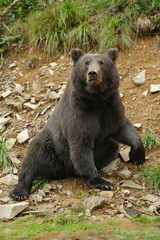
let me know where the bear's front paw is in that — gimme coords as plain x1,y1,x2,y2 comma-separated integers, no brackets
84,176,114,190
10,185,29,201
129,147,145,166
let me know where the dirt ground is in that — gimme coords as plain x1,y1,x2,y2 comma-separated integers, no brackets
0,36,160,228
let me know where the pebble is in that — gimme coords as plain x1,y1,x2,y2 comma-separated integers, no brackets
122,180,143,190
150,84,160,93
15,84,24,95
17,129,29,143
133,70,146,85
118,168,132,179
0,174,18,185
83,196,105,212
99,191,114,200
8,62,17,69
133,123,142,129
142,194,158,203
1,90,12,98
119,147,131,162
24,102,39,110
102,158,120,173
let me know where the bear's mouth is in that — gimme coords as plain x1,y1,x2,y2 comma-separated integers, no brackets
88,78,100,85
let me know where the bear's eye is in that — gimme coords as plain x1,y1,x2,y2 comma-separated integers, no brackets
85,61,89,66
98,60,104,65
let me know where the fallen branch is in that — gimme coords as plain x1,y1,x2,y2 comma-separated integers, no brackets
2,0,21,17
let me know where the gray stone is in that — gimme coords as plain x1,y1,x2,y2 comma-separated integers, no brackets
0,117,10,130
15,113,23,121
148,199,160,213
133,70,146,85
102,158,120,173
49,91,61,100
120,147,131,162
122,180,143,190
118,168,132,179
9,62,17,69
48,69,54,75
0,202,29,219
13,101,23,111
17,129,29,143
24,102,38,110
133,123,142,129
83,196,105,212
142,90,148,96
15,84,24,95
1,90,12,98
99,191,114,200
0,174,18,185
142,194,158,203
150,84,160,93
6,138,16,149
49,62,58,69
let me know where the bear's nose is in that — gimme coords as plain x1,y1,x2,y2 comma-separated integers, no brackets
88,71,98,78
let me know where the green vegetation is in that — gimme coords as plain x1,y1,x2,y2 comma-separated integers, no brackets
139,165,160,192
31,178,48,193
135,215,160,223
0,214,102,239
143,128,160,151
0,0,160,56
0,137,12,172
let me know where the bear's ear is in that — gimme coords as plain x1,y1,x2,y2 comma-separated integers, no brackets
106,48,118,62
71,48,83,62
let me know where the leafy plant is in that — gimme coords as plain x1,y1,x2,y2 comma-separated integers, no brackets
0,137,12,172
143,128,160,151
31,178,48,193
139,165,160,192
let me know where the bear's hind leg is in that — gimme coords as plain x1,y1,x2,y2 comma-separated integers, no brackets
10,130,61,201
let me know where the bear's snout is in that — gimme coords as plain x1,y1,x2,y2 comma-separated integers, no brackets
87,63,102,86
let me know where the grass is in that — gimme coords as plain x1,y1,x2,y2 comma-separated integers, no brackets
135,215,160,224
8,0,160,56
139,165,160,192
143,128,160,151
31,178,48,193
0,137,12,172
0,213,102,239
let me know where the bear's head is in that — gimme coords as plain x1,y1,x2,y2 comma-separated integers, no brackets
71,48,120,98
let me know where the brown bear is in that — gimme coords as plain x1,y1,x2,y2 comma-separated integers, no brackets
10,48,145,201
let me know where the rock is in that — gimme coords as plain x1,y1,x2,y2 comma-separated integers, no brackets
24,102,38,110
82,196,105,212
48,69,54,75
142,90,148,96
49,62,58,69
118,168,132,179
0,117,10,129
6,138,16,149
133,123,142,129
0,202,29,219
119,147,131,162
133,70,146,85
49,91,61,100
15,113,23,121
17,129,29,143
102,158,120,173
13,101,23,111
1,90,12,98
38,190,45,198
32,194,43,203
30,97,36,104
150,84,160,93
99,191,114,200
148,199,160,213
15,84,24,95
65,190,73,197
122,180,143,190
0,174,18,185
19,71,24,77
142,194,158,203
0,196,11,203
9,62,17,69
127,202,132,208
